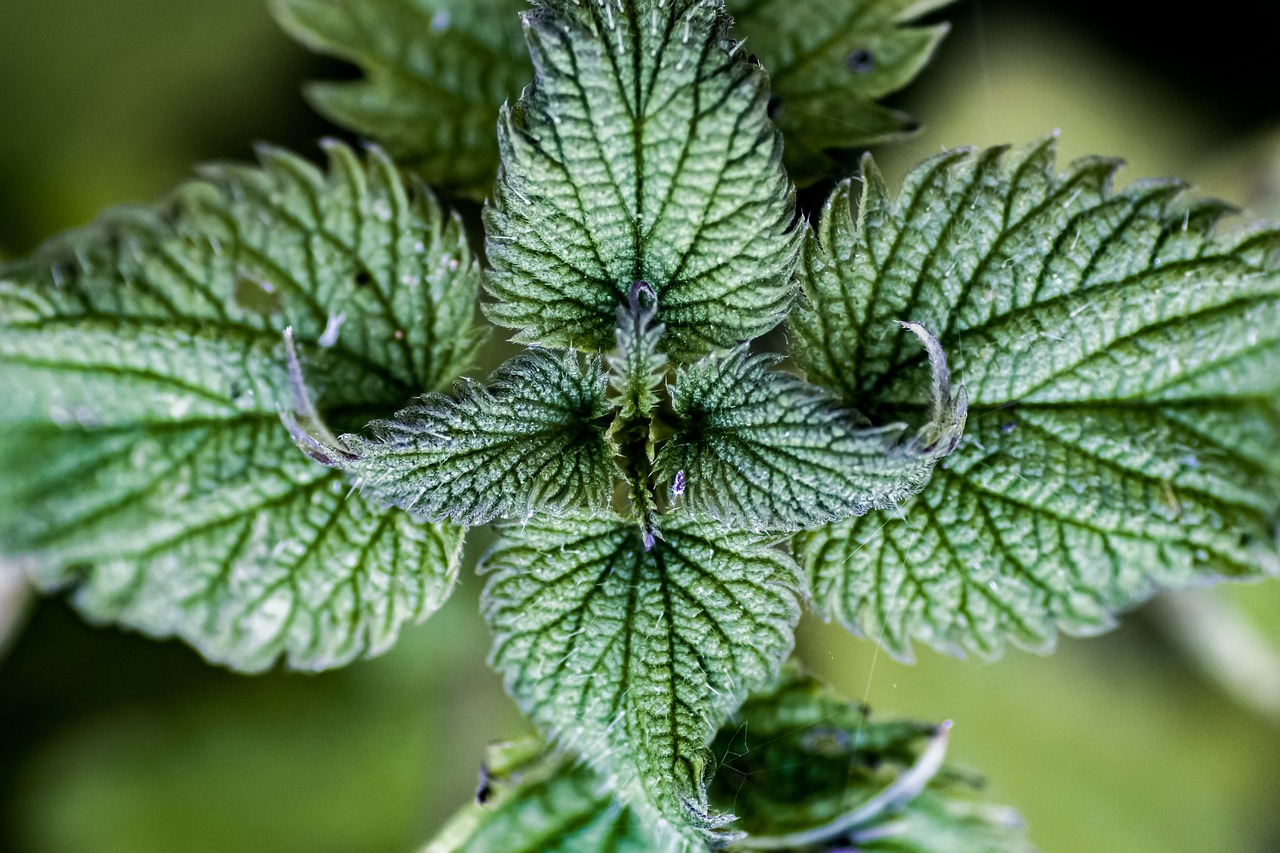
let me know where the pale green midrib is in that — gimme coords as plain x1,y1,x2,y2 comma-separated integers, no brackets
706,429,908,485
583,1,731,296
1002,290,1276,402
23,414,401,558
5,203,440,396
3,436,194,525
854,163,1267,400
0,356,240,410
663,39,743,285
624,1,645,283
362,421,584,456
27,424,237,545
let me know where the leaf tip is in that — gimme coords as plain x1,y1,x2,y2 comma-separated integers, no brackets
280,326,358,467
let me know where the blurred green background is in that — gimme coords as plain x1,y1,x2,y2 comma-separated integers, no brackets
2,1,1280,851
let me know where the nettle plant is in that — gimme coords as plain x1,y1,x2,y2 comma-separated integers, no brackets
3,0,1279,850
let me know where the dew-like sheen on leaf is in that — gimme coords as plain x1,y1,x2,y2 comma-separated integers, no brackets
271,0,532,194
0,143,481,671
484,0,800,359
340,349,616,525
725,0,954,185
792,136,1280,658
481,511,802,839
655,344,965,531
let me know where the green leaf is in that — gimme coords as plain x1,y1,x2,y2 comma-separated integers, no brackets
484,0,800,360
0,142,481,671
725,0,954,185
482,511,802,839
270,0,532,195
423,740,669,853
855,794,1036,853
654,342,965,531
709,668,1033,852
0,423,463,673
424,673,1032,853
338,349,617,525
792,136,1280,658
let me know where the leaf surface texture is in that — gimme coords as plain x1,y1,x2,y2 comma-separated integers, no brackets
0,143,480,670
792,137,1280,657
484,0,800,359
341,350,616,525
482,511,801,837
655,345,965,531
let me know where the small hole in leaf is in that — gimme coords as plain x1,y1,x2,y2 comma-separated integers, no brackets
354,269,373,288
846,49,874,73
234,275,281,315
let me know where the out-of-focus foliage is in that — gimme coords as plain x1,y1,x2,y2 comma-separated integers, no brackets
270,0,530,196
0,0,312,255
724,0,954,184
1,577,526,853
